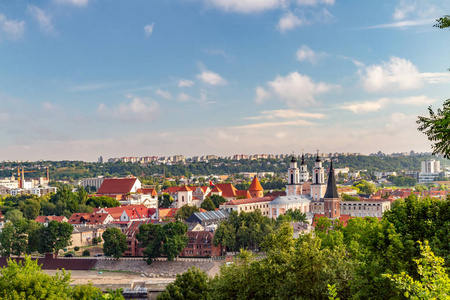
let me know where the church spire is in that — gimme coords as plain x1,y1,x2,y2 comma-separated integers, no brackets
324,161,339,199
301,153,306,165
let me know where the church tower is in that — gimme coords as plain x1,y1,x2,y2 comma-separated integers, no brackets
311,151,326,201
299,153,309,183
324,161,340,219
286,155,303,196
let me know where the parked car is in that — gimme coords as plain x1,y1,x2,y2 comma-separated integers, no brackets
94,254,103,257
64,253,73,258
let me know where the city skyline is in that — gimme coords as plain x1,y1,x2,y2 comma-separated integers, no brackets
1,0,450,161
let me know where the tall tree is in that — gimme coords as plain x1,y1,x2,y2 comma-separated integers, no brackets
38,221,73,254
157,267,209,300
417,99,450,158
102,228,127,259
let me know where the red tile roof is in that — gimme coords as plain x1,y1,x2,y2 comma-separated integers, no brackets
210,186,222,193
163,187,182,194
222,196,275,206
136,188,157,196
235,190,251,199
214,183,239,198
249,176,264,191
35,216,67,223
159,208,178,219
94,205,156,221
68,213,111,225
179,185,192,192
264,191,286,197
97,178,138,195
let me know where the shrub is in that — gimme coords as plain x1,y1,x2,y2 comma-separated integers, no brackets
82,250,90,257
74,246,80,251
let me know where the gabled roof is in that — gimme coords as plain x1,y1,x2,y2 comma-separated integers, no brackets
264,190,287,197
94,205,156,220
137,188,157,196
235,190,251,199
163,187,182,194
179,185,192,192
68,213,112,225
214,183,239,198
35,216,67,223
186,210,230,224
249,176,264,192
324,161,339,199
210,186,222,193
97,178,138,195
159,208,178,219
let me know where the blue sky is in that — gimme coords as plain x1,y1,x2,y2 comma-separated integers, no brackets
1,0,450,161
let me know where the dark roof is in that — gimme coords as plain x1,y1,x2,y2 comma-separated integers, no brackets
186,210,229,224
291,155,296,163
315,153,322,162
301,154,306,165
324,161,339,199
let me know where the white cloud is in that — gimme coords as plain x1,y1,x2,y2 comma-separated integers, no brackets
246,109,326,120
296,45,327,64
68,83,111,92
341,95,438,114
255,86,270,104
27,5,55,34
297,0,335,6
340,98,388,114
367,19,434,29
155,89,172,99
42,102,55,110
197,70,227,86
97,96,160,122
178,79,194,87
360,56,422,92
257,71,338,107
178,93,190,102
234,120,313,129
360,56,450,93
0,14,25,41
144,23,154,38
54,0,91,6
277,12,305,32
203,0,284,13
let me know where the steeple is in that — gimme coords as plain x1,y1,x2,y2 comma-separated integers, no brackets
324,161,339,199
301,153,306,165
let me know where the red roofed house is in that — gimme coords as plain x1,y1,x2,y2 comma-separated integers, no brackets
210,183,251,200
128,188,158,208
94,205,157,223
219,196,275,216
158,208,178,221
68,213,114,227
35,215,68,227
96,178,141,200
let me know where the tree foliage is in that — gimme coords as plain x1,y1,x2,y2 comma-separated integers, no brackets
417,99,450,158
137,221,189,264
157,267,209,300
102,228,127,259
38,220,73,254
435,15,450,29
175,205,199,221
0,256,124,299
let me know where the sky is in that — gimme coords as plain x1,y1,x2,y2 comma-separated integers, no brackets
1,0,450,161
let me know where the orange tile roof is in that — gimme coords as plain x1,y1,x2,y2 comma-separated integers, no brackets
222,196,275,206
249,176,264,191
235,190,251,199
97,178,138,195
136,188,157,196
214,183,239,198
35,216,67,223
179,185,192,192
159,208,178,219
163,187,182,194
210,186,222,193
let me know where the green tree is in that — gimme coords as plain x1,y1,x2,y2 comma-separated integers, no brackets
102,228,127,259
5,209,24,223
353,180,376,194
417,99,450,158
137,223,164,265
158,193,174,209
213,221,236,252
157,267,209,300
200,197,216,211
38,221,74,254
385,241,450,299
0,256,124,300
435,15,450,29
210,194,227,208
176,205,199,221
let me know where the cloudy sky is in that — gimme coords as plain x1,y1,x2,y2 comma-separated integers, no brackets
1,0,450,161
